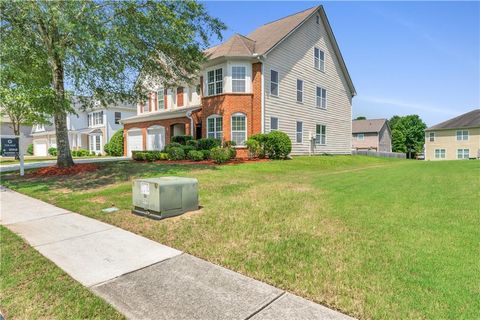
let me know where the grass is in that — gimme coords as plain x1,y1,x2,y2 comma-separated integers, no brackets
1,156,479,319
0,226,124,319
0,156,56,165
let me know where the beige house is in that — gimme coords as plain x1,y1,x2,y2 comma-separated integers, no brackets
424,109,480,160
351,119,392,152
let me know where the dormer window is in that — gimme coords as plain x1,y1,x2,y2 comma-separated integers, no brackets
207,68,223,96
35,124,45,132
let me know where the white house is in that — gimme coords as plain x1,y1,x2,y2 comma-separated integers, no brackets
31,99,136,156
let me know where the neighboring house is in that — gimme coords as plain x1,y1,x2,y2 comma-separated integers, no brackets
31,99,136,156
122,5,356,157
424,109,480,161
0,115,33,155
352,119,392,152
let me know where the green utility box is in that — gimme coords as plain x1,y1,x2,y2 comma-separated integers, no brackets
132,177,198,220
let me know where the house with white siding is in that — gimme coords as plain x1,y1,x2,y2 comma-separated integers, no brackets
122,5,356,157
31,99,135,156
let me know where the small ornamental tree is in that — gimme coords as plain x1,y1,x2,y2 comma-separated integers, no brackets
0,1,225,167
104,130,124,156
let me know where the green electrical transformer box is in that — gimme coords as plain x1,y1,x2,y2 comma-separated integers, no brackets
132,177,198,220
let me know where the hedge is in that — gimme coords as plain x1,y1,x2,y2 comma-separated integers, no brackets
104,129,124,156
132,150,168,161
171,135,193,145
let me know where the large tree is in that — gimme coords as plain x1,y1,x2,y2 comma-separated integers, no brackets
0,0,225,167
389,115,427,158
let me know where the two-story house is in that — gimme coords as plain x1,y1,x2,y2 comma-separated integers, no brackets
122,5,356,157
424,109,480,160
352,119,392,152
31,99,136,156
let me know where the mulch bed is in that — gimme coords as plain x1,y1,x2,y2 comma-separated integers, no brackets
31,163,98,176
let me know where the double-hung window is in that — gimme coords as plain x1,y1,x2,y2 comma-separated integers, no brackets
232,66,246,92
296,79,303,103
356,133,364,141
231,113,247,146
114,112,121,124
207,115,223,140
296,121,303,143
316,124,326,145
316,86,327,109
428,132,435,142
314,47,325,72
88,111,103,127
270,117,279,131
435,149,446,159
270,70,279,96
207,68,223,96
157,87,164,110
457,149,469,159
456,130,468,141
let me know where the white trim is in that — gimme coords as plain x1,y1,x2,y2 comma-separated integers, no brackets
206,114,223,140
88,110,104,128
270,69,279,97
295,121,303,143
457,148,470,159
356,133,364,141
270,116,279,132
296,79,303,103
231,65,247,93
434,148,446,159
428,132,435,142
456,129,469,141
231,112,247,146
316,86,327,109
315,124,327,145
261,61,265,133
314,47,325,72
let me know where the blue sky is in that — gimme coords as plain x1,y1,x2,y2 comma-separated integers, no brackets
202,1,480,126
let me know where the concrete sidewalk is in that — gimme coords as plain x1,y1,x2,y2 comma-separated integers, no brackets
1,187,354,320
0,156,130,173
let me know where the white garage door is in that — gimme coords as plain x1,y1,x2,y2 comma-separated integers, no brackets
147,126,165,151
127,129,143,157
34,140,48,156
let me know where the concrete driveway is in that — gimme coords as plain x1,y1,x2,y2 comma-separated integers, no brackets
0,156,130,173
1,187,354,320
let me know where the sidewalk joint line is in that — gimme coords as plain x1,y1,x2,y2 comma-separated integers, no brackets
2,211,71,226
34,226,115,248
244,291,286,320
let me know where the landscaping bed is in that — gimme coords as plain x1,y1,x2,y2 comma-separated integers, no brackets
2,156,479,319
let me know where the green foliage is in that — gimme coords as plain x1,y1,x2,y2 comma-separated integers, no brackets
27,144,33,155
355,116,367,120
210,147,232,164
197,138,221,150
48,147,57,156
248,132,291,159
389,115,427,156
164,142,182,153
71,149,90,157
186,139,199,149
265,131,292,159
246,138,261,158
187,150,204,161
167,147,186,160
104,130,124,156
223,140,236,148
200,149,211,160
171,135,193,145
181,145,195,155
132,151,168,161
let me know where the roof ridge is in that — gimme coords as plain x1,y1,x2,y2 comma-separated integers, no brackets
260,5,320,27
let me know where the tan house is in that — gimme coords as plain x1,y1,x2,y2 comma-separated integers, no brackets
424,109,480,160
351,119,392,152
122,6,356,157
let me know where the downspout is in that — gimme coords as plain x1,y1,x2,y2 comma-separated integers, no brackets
186,110,194,136
256,55,266,134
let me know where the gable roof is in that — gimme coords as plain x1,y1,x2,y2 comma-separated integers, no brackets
352,119,388,134
426,109,480,131
204,5,356,96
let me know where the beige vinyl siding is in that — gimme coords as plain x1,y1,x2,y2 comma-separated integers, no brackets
378,125,392,152
263,13,353,155
424,127,480,160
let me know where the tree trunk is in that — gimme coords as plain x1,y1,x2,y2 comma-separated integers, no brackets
52,58,74,167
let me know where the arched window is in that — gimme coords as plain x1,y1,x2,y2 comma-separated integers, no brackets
231,113,247,146
207,115,223,140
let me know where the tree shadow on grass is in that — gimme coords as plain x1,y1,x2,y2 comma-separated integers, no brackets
1,161,218,192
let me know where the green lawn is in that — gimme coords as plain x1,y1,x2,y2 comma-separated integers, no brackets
0,227,124,319
0,156,56,165
1,156,479,319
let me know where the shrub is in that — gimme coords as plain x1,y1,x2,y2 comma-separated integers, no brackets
228,147,236,159
144,152,155,162
72,149,90,157
187,150,204,161
223,140,236,148
132,150,169,161
249,134,269,158
181,145,195,155
171,135,193,145
210,147,231,164
197,138,221,150
164,142,182,153
200,149,211,160
104,130,124,156
90,151,97,156
158,152,169,160
27,144,34,155
48,147,57,156
265,131,291,159
246,138,261,158
132,151,146,161
167,147,185,160
186,139,199,149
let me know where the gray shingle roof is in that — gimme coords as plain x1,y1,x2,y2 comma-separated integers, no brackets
426,109,480,131
352,119,387,134
204,34,255,59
